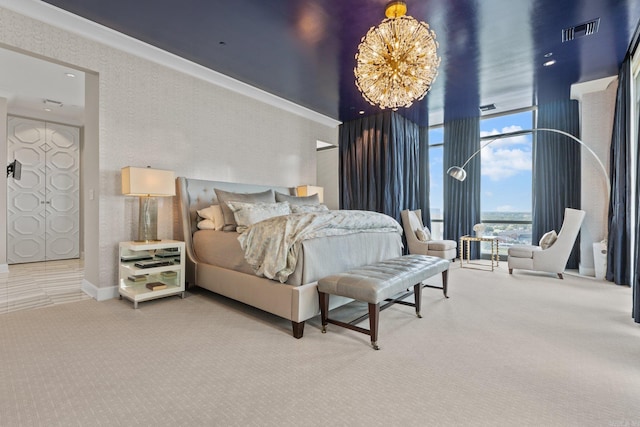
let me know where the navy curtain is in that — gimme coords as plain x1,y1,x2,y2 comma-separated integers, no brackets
419,126,431,229
533,100,581,269
443,117,481,258
339,111,420,223
607,58,632,286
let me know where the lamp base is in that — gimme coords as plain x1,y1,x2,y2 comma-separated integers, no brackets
138,196,159,242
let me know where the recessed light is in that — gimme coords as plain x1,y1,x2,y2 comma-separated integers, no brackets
359,110,365,114
65,72,76,78
543,59,556,67
43,107,52,112
544,52,553,58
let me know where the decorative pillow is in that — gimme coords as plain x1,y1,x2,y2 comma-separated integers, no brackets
290,204,329,214
196,205,224,231
215,189,275,231
197,219,216,230
275,192,320,205
415,227,431,242
539,230,558,249
225,201,291,233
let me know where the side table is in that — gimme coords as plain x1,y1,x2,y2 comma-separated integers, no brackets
459,235,499,271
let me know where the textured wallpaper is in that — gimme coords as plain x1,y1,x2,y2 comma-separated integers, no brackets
0,6,338,291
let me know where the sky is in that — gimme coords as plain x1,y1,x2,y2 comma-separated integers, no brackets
429,111,533,216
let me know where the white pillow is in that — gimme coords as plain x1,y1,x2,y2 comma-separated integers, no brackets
539,230,558,249
226,201,291,233
197,205,224,231
197,219,216,230
415,227,431,242
290,204,329,214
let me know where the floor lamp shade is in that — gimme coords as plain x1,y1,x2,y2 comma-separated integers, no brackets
121,166,175,242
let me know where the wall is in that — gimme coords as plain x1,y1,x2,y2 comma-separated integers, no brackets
0,4,338,297
316,147,339,210
571,76,618,277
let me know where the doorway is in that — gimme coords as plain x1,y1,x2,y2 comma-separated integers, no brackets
0,47,87,313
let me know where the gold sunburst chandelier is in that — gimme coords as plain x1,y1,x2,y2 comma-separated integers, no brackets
354,1,440,110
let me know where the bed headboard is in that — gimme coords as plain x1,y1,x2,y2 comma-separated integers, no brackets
174,177,294,284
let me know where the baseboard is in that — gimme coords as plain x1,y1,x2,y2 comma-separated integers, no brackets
81,279,119,301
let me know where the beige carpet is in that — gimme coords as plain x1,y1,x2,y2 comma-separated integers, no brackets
1,262,639,426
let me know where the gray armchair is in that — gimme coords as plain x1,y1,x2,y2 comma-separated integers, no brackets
507,208,586,279
401,209,457,260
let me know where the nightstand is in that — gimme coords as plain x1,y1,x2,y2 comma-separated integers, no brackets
118,240,185,308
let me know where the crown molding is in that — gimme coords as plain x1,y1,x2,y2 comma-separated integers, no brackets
0,0,341,128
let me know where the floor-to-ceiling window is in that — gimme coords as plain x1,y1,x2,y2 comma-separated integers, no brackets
430,109,534,254
428,126,444,239
479,110,534,258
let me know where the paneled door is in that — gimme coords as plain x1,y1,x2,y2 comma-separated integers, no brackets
7,117,80,264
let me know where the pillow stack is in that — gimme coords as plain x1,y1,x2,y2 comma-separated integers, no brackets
196,188,330,233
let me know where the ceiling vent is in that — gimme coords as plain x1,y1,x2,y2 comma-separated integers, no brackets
562,18,600,42
479,103,496,112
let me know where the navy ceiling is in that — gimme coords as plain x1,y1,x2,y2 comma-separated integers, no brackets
43,0,640,126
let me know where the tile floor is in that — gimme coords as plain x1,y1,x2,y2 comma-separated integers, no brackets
0,259,89,315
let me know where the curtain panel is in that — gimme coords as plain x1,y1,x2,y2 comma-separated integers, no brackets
533,100,581,269
607,58,632,286
443,117,481,258
339,111,420,224
419,126,431,229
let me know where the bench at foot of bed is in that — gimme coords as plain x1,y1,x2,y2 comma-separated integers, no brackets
317,255,450,349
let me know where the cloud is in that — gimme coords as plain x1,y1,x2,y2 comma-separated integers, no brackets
478,126,532,181
496,205,515,212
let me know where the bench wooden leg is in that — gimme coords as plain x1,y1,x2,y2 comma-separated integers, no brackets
368,303,380,350
319,291,329,333
413,283,422,318
442,270,449,298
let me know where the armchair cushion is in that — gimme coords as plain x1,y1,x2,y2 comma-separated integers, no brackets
428,240,457,251
508,245,541,259
539,230,558,249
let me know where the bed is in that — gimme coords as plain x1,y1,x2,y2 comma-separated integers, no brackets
174,177,403,338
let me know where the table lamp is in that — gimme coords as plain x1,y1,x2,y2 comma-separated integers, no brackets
296,185,324,203
121,166,175,242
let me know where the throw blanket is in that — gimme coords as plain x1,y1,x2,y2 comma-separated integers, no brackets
237,210,402,283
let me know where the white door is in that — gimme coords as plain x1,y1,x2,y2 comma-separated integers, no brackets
7,117,80,263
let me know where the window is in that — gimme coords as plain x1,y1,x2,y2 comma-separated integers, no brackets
479,111,534,257
428,126,444,239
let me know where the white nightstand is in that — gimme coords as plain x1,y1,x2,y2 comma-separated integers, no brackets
118,240,185,308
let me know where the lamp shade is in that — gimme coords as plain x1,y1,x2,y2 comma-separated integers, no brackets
296,185,324,203
121,166,175,197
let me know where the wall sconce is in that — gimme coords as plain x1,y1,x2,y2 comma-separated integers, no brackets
121,166,175,242
296,185,324,203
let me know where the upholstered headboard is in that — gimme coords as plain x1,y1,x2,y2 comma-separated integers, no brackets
174,177,294,284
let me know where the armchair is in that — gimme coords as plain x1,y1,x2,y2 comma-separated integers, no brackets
400,209,457,260
507,208,586,279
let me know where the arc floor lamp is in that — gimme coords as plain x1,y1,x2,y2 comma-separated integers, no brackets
446,128,611,196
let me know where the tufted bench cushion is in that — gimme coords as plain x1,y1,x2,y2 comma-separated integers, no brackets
318,254,450,349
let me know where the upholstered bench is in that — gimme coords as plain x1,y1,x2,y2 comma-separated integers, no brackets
317,255,450,350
